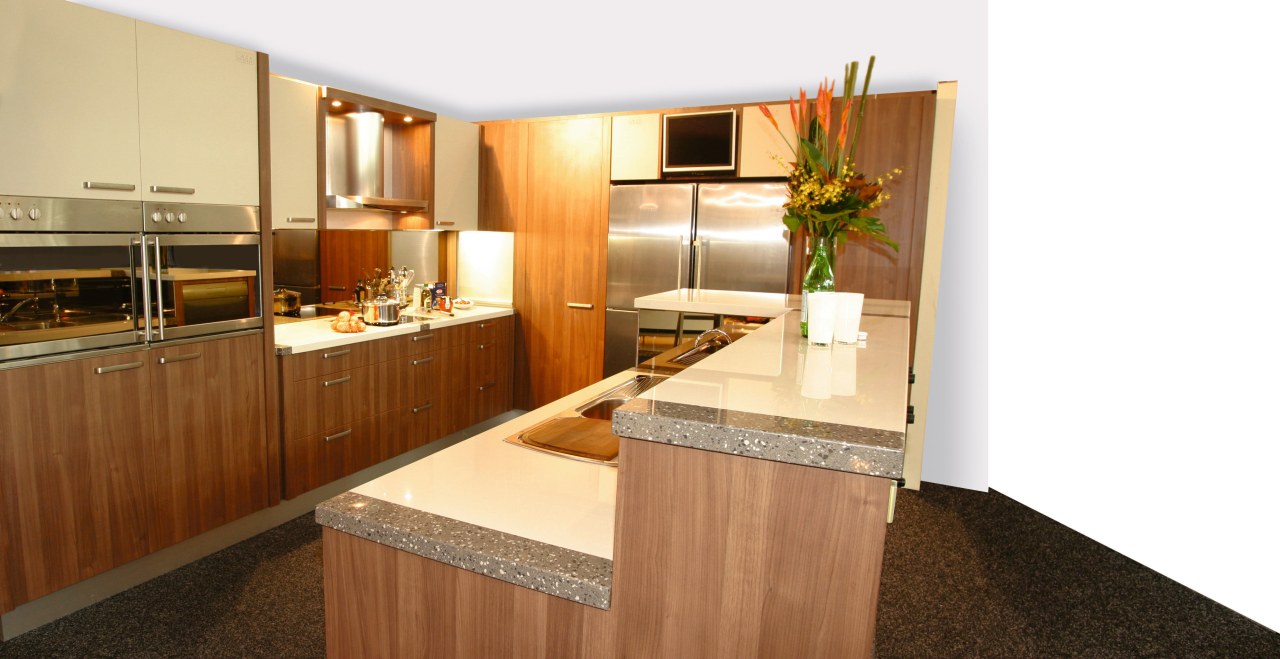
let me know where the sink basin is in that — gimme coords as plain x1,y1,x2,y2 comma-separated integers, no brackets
504,373,668,465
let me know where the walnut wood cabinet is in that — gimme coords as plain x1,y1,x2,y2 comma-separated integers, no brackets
318,230,390,304
0,333,269,613
280,316,513,499
480,117,609,410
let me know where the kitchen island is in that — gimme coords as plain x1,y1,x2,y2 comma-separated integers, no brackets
318,300,909,657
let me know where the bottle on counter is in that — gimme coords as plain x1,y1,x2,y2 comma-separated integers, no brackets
354,278,366,305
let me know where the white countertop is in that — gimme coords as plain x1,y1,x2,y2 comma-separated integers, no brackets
641,310,910,434
633,289,798,317
351,371,636,560
272,305,513,354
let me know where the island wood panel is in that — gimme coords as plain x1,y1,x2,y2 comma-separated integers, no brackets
0,352,154,610
323,527,617,658
318,229,390,304
148,333,269,549
785,90,936,363
478,120,526,233
609,437,891,657
322,436,892,657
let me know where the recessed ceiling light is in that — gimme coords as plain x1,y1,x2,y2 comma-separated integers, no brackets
403,116,413,123
330,100,342,108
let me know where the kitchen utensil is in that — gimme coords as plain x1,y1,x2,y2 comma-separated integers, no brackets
360,295,400,326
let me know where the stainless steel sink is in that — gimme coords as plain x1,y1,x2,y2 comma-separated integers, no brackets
504,373,668,465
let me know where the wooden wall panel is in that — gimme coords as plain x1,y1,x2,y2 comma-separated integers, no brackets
318,229,391,304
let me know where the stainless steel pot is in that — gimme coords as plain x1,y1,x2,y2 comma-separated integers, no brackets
361,295,400,326
273,288,301,316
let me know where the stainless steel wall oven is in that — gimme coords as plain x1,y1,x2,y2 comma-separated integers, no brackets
0,195,261,363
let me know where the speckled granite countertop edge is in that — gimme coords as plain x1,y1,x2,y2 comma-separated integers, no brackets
612,400,905,480
315,492,613,610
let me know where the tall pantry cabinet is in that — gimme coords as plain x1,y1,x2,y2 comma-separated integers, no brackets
480,117,610,410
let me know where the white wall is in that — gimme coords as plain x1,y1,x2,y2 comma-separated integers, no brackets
993,0,1280,634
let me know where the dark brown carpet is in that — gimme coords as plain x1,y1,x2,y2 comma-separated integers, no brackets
2,485,1277,657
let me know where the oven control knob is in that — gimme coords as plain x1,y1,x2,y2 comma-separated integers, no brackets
164,212,175,223
152,211,162,223
10,207,22,220
177,212,187,223
28,207,41,221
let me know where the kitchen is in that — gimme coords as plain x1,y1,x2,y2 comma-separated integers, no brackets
2,0,1280,652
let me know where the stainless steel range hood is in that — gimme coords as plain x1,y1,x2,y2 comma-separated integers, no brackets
325,110,430,213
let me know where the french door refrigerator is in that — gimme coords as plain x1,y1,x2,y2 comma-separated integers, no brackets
603,182,790,375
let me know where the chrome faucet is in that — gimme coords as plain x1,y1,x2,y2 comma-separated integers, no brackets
0,296,39,322
694,328,732,348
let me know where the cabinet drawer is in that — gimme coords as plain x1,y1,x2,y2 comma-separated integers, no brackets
466,338,512,392
467,315,512,346
405,324,465,355
283,408,409,500
284,342,373,381
284,360,409,440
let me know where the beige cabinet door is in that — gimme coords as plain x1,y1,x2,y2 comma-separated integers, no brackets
610,113,660,180
433,115,480,230
136,21,260,207
269,75,319,229
0,0,142,200
739,104,795,178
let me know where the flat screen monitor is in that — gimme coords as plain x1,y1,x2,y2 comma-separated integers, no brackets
662,110,737,174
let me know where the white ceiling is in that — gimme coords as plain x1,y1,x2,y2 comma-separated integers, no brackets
72,0,985,122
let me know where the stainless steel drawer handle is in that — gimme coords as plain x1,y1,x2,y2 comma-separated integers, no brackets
83,181,136,191
150,185,195,195
327,286,348,292
412,357,434,366
412,403,433,414
94,361,143,374
412,333,436,342
158,352,201,364
286,217,316,223
323,375,352,387
436,221,456,226
324,429,352,442
478,382,496,391
323,349,351,359
567,302,594,310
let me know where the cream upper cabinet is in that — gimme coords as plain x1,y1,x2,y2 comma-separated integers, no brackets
269,75,319,229
433,114,479,231
739,104,795,178
136,22,260,207
0,0,142,200
610,114,659,181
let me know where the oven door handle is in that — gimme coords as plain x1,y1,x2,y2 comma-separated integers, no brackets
136,236,153,343
153,236,165,342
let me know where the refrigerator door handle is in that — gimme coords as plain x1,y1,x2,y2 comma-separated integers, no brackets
693,237,706,290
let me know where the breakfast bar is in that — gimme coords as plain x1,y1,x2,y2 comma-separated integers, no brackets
317,298,910,657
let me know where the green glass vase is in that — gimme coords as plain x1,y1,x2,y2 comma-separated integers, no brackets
801,233,836,337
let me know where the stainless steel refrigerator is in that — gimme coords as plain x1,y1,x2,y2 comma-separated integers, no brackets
603,182,791,375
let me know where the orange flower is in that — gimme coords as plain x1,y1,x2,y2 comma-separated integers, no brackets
758,104,779,132
858,184,882,201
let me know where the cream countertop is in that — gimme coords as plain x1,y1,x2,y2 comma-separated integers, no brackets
634,288,911,320
272,305,513,355
349,370,638,560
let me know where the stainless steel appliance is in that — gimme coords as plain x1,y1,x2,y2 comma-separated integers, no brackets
1,195,262,363
603,182,790,376
272,229,321,306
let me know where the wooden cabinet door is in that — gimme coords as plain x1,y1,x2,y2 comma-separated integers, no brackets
269,75,320,229
521,117,608,409
136,21,260,207
478,121,525,233
0,0,142,200
434,115,480,231
0,351,153,609
148,334,268,549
